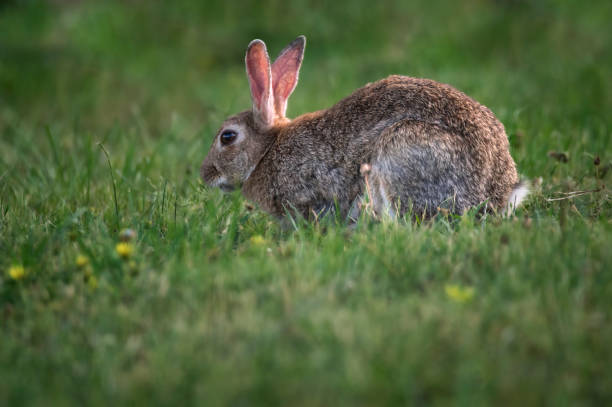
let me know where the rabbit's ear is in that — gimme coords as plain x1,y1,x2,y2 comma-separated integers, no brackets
271,36,305,118
246,39,275,127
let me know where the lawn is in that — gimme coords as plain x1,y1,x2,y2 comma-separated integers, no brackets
1,0,611,405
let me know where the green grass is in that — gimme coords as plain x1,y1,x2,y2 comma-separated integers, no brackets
1,0,611,405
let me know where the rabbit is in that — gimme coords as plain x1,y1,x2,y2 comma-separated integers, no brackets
200,35,528,220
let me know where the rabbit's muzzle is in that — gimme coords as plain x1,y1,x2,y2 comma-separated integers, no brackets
200,159,239,193
200,160,221,186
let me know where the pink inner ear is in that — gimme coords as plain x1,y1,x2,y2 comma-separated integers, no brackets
246,41,272,119
272,38,305,118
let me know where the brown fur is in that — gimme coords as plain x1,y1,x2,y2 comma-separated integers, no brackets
200,37,521,220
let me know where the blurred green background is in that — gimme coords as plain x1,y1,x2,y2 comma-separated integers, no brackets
2,0,610,147
1,0,611,405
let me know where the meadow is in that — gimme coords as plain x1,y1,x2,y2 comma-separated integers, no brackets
1,0,611,405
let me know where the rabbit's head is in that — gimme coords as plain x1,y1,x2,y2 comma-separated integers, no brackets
200,36,305,191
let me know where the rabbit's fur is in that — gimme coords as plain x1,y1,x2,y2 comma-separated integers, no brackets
200,36,527,220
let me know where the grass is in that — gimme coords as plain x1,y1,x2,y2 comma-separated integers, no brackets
1,0,611,405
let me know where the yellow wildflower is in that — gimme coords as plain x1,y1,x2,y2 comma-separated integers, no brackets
115,242,134,259
76,254,89,268
8,265,26,280
249,235,266,245
445,284,475,303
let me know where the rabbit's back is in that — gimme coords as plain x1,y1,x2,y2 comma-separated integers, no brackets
325,75,505,143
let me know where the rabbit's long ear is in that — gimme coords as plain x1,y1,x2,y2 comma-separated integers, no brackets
246,39,275,127
271,36,305,118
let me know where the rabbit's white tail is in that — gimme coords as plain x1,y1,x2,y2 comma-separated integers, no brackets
504,181,530,216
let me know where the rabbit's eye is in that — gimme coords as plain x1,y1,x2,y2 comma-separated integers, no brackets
220,130,237,146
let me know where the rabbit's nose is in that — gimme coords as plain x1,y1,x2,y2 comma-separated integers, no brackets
200,160,219,185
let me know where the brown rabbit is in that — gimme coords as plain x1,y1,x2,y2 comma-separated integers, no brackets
200,35,528,220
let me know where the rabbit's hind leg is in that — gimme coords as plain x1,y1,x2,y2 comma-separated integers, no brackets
369,120,478,218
